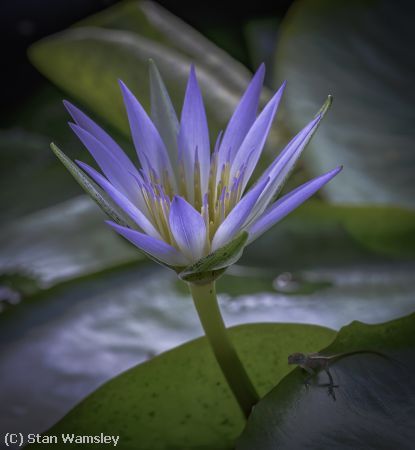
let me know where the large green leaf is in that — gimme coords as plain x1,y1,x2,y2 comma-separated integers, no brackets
274,0,415,207
27,323,335,450
0,128,81,221
28,1,284,147
0,84,133,221
76,0,252,94
0,196,140,286
237,313,415,449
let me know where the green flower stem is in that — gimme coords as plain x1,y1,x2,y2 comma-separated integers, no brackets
189,281,259,418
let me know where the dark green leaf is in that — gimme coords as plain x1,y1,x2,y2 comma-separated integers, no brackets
237,313,415,449
274,0,415,208
28,2,264,144
77,1,253,94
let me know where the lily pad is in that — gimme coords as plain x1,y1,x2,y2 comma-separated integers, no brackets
26,322,335,450
0,196,140,287
274,0,415,207
0,128,80,221
28,1,277,146
76,0,253,94
237,313,415,449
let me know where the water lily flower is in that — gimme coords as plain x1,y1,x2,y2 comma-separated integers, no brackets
53,62,341,418
62,63,341,278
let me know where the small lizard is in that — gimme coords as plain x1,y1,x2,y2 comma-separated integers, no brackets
288,350,390,399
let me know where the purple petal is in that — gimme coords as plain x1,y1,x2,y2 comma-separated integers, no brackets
177,66,210,199
77,161,158,238
211,177,269,251
229,82,286,192
251,115,323,217
248,166,342,243
119,80,175,186
69,123,138,202
107,221,189,267
217,64,265,170
64,100,139,177
169,195,207,262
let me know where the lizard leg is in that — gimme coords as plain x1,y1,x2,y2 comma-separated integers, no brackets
324,369,339,400
303,367,315,388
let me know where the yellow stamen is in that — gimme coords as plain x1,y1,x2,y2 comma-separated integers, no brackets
193,153,202,211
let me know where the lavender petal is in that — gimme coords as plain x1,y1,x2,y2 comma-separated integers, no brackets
69,123,139,203
77,161,159,238
248,166,342,243
177,65,210,200
107,221,189,266
212,177,269,251
230,81,286,193
119,80,175,187
251,115,322,219
169,195,207,262
217,64,265,170
64,100,139,178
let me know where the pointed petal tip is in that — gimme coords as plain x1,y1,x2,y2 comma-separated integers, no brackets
255,63,266,78
118,79,130,95
276,80,287,96
63,100,79,117
148,59,158,75
75,159,88,170
105,219,124,230
270,81,287,104
68,121,79,132
171,195,192,207
105,219,122,233
318,166,343,184
188,64,199,84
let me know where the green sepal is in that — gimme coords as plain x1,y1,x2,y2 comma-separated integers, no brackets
149,59,179,176
50,142,137,228
51,142,182,271
316,94,333,118
179,231,249,283
304,95,332,144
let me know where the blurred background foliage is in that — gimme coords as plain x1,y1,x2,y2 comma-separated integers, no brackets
1,0,414,445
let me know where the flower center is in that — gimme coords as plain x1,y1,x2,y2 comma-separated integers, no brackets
135,144,246,251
